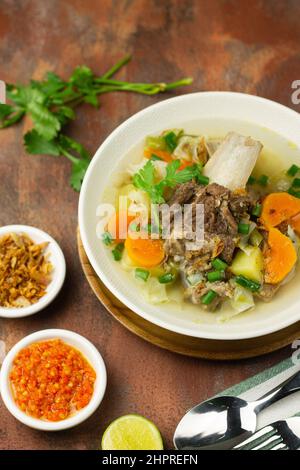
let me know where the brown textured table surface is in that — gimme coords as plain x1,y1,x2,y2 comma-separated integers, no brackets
0,0,299,450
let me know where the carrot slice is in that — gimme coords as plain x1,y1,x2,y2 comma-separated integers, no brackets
144,148,173,163
107,211,136,243
291,213,300,236
125,236,165,267
144,147,194,170
178,161,194,171
264,227,297,284
260,192,300,228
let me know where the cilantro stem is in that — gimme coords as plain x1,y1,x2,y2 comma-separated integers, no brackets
60,148,78,164
64,77,193,106
161,78,193,91
63,96,84,107
101,54,132,79
93,78,193,95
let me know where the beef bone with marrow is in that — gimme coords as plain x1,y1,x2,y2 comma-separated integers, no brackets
204,132,262,191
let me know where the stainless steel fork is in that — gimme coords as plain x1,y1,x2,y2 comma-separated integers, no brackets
234,417,300,450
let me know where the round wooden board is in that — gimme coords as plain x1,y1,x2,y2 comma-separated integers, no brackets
77,231,300,360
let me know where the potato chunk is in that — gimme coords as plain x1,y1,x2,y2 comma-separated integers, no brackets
230,246,263,283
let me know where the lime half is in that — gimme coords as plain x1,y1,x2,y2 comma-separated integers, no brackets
101,414,164,450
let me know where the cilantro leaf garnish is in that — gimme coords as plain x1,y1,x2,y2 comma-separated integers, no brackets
133,160,165,203
58,135,91,191
27,101,61,140
0,104,14,119
164,159,201,186
24,130,90,191
24,130,61,156
133,159,203,203
69,158,90,192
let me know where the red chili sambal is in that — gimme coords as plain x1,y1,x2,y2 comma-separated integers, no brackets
9,339,96,421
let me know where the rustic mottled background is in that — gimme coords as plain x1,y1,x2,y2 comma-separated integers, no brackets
0,0,300,450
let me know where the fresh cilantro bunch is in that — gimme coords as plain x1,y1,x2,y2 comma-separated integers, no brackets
0,56,192,191
133,159,206,203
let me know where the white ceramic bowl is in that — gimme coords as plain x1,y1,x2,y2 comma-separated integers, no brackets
0,329,107,431
79,91,300,340
0,225,66,318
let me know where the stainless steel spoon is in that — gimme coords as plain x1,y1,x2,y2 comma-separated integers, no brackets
174,369,300,450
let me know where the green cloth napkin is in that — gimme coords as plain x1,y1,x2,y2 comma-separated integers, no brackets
215,356,300,447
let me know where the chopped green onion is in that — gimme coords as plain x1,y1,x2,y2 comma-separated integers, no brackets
102,232,113,246
288,188,300,198
158,273,175,284
150,154,163,161
292,178,300,188
235,275,261,292
164,131,178,152
247,175,256,185
135,268,150,282
249,229,263,247
238,223,250,235
257,174,269,187
196,174,210,185
212,257,228,271
145,135,166,151
287,164,300,177
201,290,218,305
207,271,224,282
252,203,262,217
112,242,124,261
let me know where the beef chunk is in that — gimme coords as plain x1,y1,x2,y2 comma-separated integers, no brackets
164,182,256,272
185,281,234,311
193,183,229,204
218,235,239,264
202,183,230,199
199,194,216,232
193,184,238,236
229,192,254,218
191,183,240,263
163,236,185,258
167,181,198,206
217,201,238,235
184,235,224,270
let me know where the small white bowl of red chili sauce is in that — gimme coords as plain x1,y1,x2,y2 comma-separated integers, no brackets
0,329,107,431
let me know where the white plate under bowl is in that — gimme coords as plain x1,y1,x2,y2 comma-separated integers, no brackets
79,92,300,341
0,225,66,318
